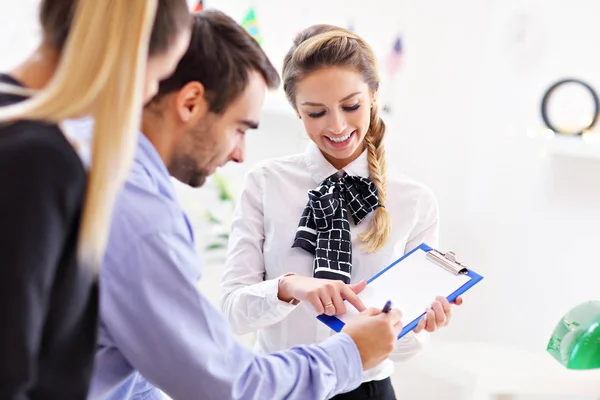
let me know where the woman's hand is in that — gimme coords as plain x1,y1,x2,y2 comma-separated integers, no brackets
278,275,367,316
414,295,463,333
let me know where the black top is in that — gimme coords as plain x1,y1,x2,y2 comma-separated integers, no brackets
0,74,98,399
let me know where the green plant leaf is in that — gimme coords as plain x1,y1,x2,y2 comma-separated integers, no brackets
205,210,221,224
213,173,233,202
206,243,226,250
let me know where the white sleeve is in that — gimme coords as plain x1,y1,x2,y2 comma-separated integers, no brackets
220,169,299,335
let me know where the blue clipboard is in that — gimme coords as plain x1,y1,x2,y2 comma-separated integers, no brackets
316,243,484,339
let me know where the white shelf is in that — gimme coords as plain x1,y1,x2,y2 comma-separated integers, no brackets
545,133,600,160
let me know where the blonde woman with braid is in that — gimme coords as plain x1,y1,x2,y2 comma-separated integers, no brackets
221,24,462,400
0,0,190,397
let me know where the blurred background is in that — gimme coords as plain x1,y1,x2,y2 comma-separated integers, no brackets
3,0,600,398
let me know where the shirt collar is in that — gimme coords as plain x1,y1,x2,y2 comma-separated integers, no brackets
304,141,370,185
57,117,176,200
135,132,176,200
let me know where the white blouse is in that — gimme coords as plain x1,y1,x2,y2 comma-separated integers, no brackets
220,141,439,383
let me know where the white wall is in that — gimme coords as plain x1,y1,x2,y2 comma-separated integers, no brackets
3,0,600,398
0,0,40,70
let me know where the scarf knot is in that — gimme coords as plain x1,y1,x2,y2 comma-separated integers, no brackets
292,171,380,284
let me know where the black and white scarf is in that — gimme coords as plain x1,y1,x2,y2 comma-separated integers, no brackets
292,171,380,284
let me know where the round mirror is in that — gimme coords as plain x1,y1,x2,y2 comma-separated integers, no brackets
541,79,599,136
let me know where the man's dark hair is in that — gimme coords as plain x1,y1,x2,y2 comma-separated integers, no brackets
154,10,281,114
40,0,191,56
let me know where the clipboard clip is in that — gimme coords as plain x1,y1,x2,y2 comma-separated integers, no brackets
426,249,469,275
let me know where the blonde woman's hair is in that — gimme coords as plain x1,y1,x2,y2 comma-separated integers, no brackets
0,0,190,270
282,25,391,252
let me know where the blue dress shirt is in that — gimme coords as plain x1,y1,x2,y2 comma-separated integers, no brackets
87,133,363,400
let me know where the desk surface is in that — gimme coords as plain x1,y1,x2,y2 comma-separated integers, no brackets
396,340,600,396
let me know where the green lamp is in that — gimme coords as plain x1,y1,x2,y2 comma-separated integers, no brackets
547,300,600,370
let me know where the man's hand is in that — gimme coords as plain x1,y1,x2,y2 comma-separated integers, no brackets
341,307,403,370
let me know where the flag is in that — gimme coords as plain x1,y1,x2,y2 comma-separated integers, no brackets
240,7,262,45
382,35,404,114
385,35,403,77
192,0,203,12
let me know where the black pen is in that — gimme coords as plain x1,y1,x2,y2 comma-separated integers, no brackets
382,300,392,313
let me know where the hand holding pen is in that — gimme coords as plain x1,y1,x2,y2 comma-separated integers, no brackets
341,300,403,370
